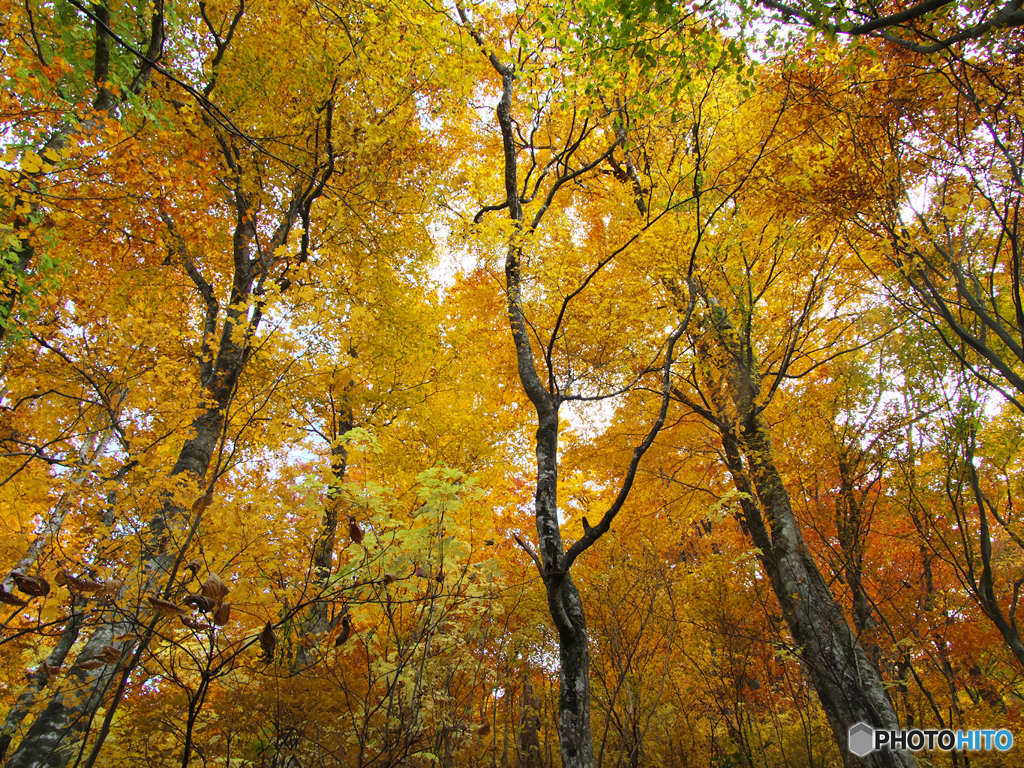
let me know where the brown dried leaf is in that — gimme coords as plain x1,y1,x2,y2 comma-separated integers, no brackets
99,645,121,664
148,596,186,617
99,579,124,597
181,616,214,632
76,659,105,671
12,573,50,597
213,602,231,627
73,577,104,593
348,516,364,545
201,572,229,604
259,622,277,661
0,587,28,607
192,492,214,515
477,722,491,736
414,564,428,579
183,594,215,613
379,573,397,585
434,570,445,583
54,569,69,586
183,558,203,579
334,615,352,647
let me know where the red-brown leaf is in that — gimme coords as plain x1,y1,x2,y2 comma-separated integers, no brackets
201,572,229,604
259,622,277,661
12,573,50,597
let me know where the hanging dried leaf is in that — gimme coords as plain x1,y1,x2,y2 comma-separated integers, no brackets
259,622,277,661
435,570,445,583
99,579,124,597
148,596,186,617
59,572,103,593
183,558,203,579
347,516,364,545
334,615,352,647
379,572,397,585
477,722,491,736
414,564,428,578
201,573,229,604
0,587,28,607
213,602,231,627
12,573,50,597
77,578,104,592
183,594,215,613
99,646,121,664
181,616,214,632
76,659,106,671
483,539,495,546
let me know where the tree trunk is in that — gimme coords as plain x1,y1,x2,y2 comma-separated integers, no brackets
721,425,914,768
295,397,354,669
684,290,917,768
518,678,543,768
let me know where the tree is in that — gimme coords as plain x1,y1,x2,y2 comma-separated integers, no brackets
753,0,1024,53
451,3,705,764
0,0,464,764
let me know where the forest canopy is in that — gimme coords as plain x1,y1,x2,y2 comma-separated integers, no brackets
1,1,1023,767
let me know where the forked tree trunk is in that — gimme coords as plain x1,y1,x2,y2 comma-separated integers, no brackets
453,10,688,766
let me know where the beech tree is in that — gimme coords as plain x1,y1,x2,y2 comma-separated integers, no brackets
451,3,699,763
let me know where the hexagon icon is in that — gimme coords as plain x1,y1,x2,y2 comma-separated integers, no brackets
849,722,875,757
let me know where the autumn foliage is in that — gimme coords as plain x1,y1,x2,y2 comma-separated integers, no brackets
1,0,1024,767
